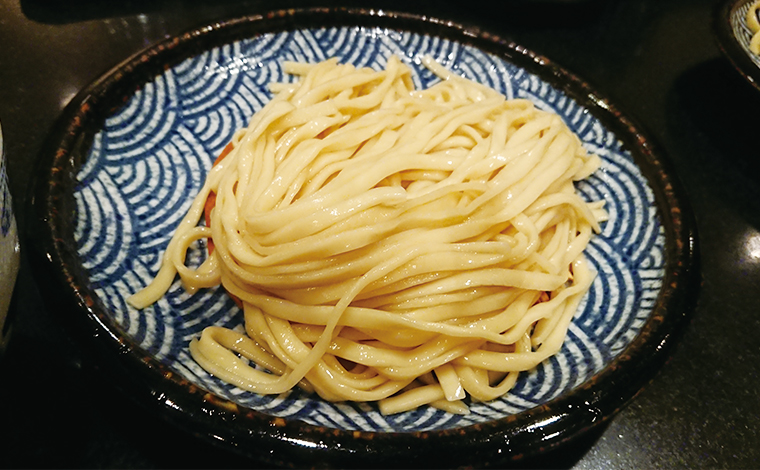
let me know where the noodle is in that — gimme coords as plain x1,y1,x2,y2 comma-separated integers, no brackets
748,1,760,55
128,55,607,414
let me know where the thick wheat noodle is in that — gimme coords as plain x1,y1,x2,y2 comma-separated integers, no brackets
128,55,607,415
748,1,760,54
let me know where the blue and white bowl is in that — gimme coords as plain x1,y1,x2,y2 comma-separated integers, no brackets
28,9,699,468
715,0,760,91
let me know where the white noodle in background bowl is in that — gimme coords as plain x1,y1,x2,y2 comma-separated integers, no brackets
26,9,699,468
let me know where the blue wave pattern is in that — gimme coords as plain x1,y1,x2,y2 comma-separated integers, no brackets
73,26,665,432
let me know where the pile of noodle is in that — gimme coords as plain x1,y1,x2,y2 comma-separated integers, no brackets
129,55,607,415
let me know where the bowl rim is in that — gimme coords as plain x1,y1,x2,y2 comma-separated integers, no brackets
25,7,700,468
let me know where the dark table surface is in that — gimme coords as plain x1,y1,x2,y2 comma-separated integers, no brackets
1,0,759,468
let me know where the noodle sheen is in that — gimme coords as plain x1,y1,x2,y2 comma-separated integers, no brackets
748,1,760,54
129,55,607,415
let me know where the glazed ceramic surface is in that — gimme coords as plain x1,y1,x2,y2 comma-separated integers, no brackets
0,122,19,349
29,9,697,467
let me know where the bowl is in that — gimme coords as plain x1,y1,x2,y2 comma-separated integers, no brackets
715,0,760,92
26,8,699,468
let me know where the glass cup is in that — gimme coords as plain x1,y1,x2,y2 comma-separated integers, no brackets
0,121,20,351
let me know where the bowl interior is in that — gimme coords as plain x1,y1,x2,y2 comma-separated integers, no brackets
728,0,760,63
72,24,665,432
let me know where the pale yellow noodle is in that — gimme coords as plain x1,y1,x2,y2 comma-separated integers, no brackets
129,55,607,414
748,1,760,54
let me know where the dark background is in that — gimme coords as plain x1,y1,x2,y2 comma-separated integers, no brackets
1,0,759,468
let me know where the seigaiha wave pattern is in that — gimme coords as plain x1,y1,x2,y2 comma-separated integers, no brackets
73,26,665,432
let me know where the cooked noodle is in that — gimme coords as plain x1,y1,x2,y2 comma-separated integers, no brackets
128,55,607,414
748,1,760,54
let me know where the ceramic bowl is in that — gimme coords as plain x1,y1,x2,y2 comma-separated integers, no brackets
715,0,760,91
27,8,699,468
